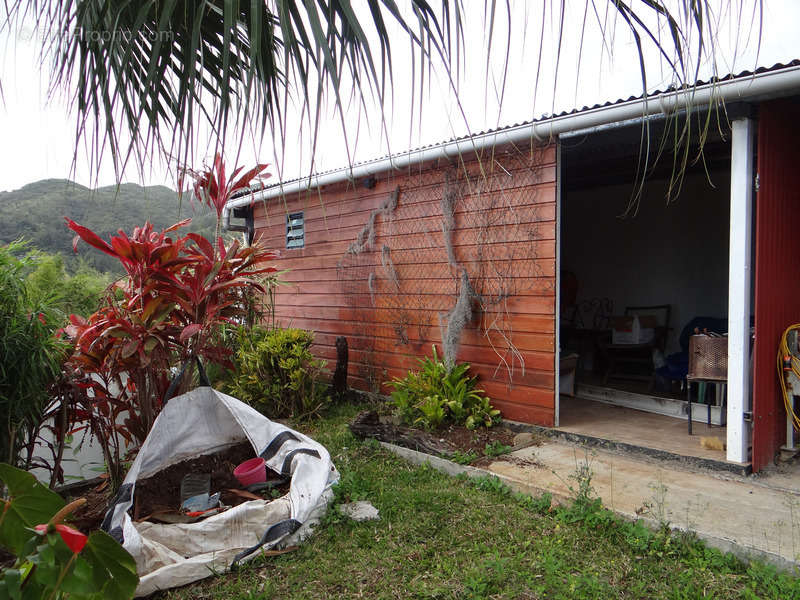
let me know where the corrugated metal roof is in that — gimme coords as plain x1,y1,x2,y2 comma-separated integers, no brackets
229,60,800,200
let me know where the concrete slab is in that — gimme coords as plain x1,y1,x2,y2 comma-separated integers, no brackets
487,439,800,569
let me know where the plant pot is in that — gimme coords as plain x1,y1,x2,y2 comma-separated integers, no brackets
233,457,267,487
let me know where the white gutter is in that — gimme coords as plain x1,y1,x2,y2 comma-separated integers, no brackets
224,64,800,222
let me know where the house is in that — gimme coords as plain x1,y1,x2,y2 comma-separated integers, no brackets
224,61,800,472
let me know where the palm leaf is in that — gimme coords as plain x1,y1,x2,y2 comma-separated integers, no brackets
1,0,759,193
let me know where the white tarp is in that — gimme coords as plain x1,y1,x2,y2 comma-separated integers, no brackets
101,387,338,597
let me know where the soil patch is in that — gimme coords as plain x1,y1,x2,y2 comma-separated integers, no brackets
349,411,541,465
67,442,290,532
132,442,287,520
437,425,516,455
69,483,114,534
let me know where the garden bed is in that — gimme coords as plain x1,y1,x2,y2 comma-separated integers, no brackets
349,410,541,466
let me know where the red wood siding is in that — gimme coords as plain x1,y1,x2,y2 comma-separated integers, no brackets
752,98,800,471
253,143,558,425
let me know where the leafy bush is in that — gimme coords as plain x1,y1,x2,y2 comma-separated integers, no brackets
0,242,68,470
227,327,328,418
0,242,111,486
25,253,110,318
449,450,479,465
483,441,512,457
0,463,138,599
389,346,500,429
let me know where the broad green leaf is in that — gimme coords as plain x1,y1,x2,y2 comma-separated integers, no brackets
0,464,64,555
29,541,61,589
82,530,139,599
0,569,21,600
58,555,97,596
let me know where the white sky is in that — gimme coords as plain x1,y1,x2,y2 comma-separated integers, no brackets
0,1,798,192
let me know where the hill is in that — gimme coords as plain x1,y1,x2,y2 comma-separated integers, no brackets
0,179,218,273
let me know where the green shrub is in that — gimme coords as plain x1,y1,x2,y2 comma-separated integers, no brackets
203,324,240,388
227,326,328,418
0,242,68,469
25,253,110,318
483,440,512,457
388,346,500,429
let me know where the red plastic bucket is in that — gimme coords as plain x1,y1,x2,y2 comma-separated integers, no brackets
233,457,267,487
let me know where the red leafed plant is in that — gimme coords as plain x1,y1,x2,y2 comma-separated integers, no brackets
183,153,270,238
62,216,276,489
58,159,275,491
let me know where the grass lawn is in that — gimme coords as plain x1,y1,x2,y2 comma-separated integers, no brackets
155,403,800,599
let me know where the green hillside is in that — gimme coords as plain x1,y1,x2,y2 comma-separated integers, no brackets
0,179,217,274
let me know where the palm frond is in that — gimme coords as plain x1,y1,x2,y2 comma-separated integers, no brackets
1,1,760,192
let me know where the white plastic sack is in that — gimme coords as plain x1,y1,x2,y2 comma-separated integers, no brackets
101,386,338,597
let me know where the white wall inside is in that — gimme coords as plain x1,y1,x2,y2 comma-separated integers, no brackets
561,169,730,354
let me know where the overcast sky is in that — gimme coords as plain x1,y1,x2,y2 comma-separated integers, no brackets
0,1,797,193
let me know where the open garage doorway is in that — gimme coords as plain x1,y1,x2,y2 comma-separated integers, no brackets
557,118,736,462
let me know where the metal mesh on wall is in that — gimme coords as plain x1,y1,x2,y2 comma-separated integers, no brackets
337,152,551,389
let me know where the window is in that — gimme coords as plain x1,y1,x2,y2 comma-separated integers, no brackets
286,212,304,248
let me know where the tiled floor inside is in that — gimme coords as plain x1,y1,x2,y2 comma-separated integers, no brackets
557,395,732,462
576,371,685,400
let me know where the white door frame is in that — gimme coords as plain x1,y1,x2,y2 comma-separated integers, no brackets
554,138,563,427
726,117,755,464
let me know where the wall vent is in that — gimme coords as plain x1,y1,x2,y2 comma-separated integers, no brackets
287,212,304,248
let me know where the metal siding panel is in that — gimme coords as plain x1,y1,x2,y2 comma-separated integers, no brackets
752,99,800,471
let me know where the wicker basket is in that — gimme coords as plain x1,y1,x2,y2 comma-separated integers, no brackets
687,335,728,381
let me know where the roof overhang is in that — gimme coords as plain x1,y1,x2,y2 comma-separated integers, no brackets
225,62,800,220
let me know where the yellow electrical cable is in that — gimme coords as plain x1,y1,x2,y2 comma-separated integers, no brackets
777,323,800,433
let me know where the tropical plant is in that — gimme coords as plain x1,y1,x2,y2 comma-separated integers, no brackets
0,463,138,599
389,346,500,430
62,218,277,489
1,2,743,181
183,153,270,239
45,367,132,492
227,326,328,419
0,241,68,470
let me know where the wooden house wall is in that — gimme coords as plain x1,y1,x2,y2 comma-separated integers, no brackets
252,142,558,425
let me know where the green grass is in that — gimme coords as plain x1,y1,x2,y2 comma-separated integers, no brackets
156,404,800,599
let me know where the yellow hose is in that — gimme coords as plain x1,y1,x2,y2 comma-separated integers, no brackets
777,324,800,432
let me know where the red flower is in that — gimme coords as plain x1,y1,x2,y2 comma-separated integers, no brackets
37,313,47,326
35,524,88,554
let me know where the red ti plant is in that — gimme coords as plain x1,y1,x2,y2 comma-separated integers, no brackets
63,218,277,489
64,219,193,445
46,364,136,491
183,153,270,239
